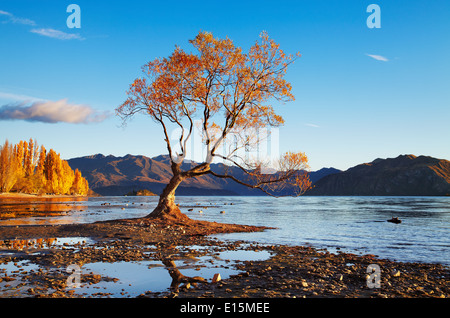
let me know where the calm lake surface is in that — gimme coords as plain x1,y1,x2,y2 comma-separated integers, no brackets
1,196,449,266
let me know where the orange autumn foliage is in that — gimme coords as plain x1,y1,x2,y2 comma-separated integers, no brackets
117,31,311,207
0,139,89,195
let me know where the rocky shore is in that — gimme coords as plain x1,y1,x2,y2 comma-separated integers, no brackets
0,216,448,299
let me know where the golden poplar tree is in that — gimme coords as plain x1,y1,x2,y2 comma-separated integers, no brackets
60,160,75,194
0,140,20,192
33,145,47,194
71,168,89,195
1,139,89,195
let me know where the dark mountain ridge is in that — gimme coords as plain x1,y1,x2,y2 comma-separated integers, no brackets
305,154,450,196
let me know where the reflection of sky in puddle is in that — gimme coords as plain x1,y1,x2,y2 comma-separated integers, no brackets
0,242,271,297
72,249,271,297
0,260,40,297
74,261,170,297
53,237,95,247
217,250,271,262
0,260,39,275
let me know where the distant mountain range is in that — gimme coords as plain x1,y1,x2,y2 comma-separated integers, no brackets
306,155,450,196
67,154,450,196
67,154,340,196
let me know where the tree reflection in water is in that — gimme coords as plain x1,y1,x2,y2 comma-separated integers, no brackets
0,238,57,250
0,196,88,225
162,258,207,292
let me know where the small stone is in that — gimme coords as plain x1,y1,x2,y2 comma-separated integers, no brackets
212,273,221,283
391,270,401,277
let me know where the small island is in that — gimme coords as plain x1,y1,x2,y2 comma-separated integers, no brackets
126,189,157,196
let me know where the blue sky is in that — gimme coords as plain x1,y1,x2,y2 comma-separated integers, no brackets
0,0,449,171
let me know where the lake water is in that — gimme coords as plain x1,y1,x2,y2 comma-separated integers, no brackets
1,196,449,266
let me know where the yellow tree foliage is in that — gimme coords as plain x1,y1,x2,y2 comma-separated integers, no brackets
13,138,39,193
0,139,89,195
71,169,88,195
14,141,25,184
32,145,47,193
0,140,20,192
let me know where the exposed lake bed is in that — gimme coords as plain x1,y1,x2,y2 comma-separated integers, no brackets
0,195,449,298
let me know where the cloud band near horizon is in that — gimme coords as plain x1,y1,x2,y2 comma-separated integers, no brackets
0,99,110,124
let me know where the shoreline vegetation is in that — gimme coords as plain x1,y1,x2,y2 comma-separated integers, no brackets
0,197,448,298
0,139,89,197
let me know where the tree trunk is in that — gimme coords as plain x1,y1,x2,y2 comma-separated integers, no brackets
147,174,189,221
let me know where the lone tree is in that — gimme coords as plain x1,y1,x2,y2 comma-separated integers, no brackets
116,31,311,221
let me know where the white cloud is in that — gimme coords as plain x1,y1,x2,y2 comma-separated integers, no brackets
10,16,36,26
0,99,110,124
0,9,36,25
0,10,12,16
0,91,45,103
366,54,389,62
305,123,320,128
1,10,84,40
30,28,84,40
